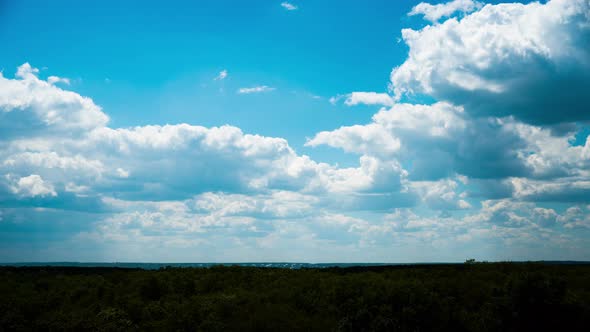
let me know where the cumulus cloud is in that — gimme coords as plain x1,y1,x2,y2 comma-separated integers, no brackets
86,192,372,257
308,102,532,180
306,123,401,156
510,177,590,203
344,92,395,107
1,152,105,199
411,179,471,210
557,206,590,229
237,85,275,94
317,156,407,193
508,122,590,179
381,202,575,258
409,0,483,22
392,0,590,125
3,152,104,177
0,64,413,208
194,191,318,219
47,75,70,85
463,199,568,230
0,63,108,139
0,64,425,263
308,102,463,156
8,174,57,198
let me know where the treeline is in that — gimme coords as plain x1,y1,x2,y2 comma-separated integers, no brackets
1,263,589,331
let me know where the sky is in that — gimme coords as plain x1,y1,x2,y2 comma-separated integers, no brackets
0,0,589,262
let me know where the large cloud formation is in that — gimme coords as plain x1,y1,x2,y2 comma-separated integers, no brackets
0,65,414,204
394,0,590,125
1,0,590,262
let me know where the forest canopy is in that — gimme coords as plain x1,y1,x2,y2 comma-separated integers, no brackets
1,263,589,331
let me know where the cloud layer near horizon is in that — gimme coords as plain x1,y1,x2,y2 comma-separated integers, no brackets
1,0,589,262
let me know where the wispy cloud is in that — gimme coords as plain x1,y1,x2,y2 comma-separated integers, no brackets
281,2,298,11
329,94,345,105
214,69,228,81
238,85,275,94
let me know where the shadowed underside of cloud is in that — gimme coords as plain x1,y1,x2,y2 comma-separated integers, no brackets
1,0,590,261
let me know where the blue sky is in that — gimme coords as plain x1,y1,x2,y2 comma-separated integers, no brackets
1,0,409,148
1,0,590,262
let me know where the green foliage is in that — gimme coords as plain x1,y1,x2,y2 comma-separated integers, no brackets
0,263,589,331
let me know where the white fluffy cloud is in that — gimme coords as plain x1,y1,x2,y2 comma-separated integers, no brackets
344,92,394,107
0,64,412,207
411,179,471,210
308,99,590,209
306,123,401,156
0,64,425,262
510,177,590,203
308,102,530,180
47,75,71,85
393,0,590,125
508,122,590,179
0,63,109,138
557,206,590,229
7,174,57,198
308,102,465,157
465,199,558,227
409,0,483,22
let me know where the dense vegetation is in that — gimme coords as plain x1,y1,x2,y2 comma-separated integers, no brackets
1,263,589,331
